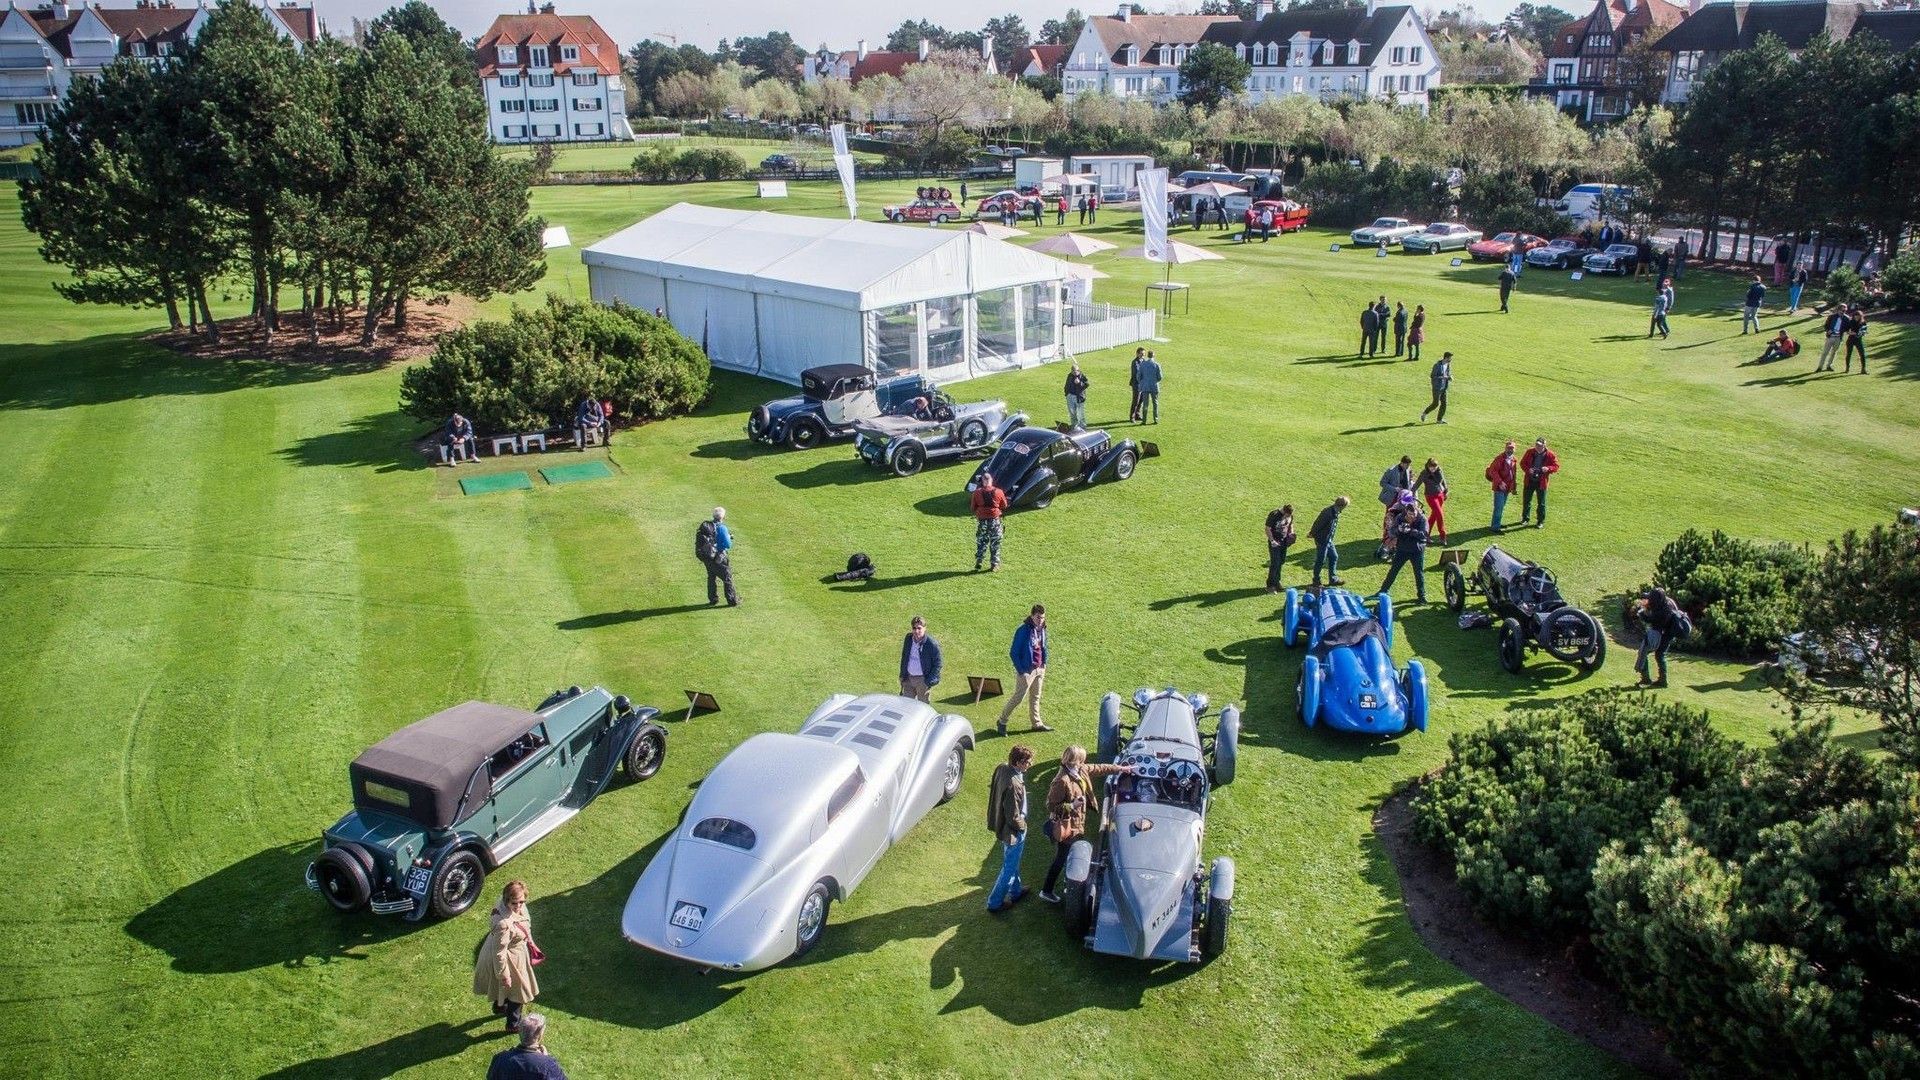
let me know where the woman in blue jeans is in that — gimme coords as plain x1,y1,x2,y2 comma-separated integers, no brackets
1634,588,1683,687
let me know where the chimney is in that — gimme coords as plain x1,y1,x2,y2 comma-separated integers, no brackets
52,0,68,16
917,38,929,61
1688,0,1704,13
1252,0,1273,19
856,38,867,62
1117,3,1132,23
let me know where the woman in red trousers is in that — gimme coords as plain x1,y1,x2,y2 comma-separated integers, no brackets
1419,457,1449,546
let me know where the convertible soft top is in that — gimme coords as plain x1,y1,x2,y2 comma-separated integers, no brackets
800,364,874,397
350,702,542,829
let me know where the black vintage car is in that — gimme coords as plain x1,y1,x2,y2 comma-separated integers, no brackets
965,426,1139,510
1443,545,1606,673
746,364,935,450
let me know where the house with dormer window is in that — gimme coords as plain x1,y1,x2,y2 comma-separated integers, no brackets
1525,0,1685,121
476,3,631,144
1060,0,1441,107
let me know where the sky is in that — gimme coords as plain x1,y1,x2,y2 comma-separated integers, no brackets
315,0,1524,53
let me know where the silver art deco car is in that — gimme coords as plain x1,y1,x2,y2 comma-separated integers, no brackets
621,693,974,972
1350,217,1423,247
1060,688,1239,963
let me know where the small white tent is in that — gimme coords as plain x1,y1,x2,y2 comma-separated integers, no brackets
582,203,1071,386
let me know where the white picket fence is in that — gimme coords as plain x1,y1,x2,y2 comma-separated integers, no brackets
1063,301,1158,355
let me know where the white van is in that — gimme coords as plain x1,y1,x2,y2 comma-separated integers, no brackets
1555,183,1635,222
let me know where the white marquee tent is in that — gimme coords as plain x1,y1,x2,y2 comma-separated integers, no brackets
582,203,1073,386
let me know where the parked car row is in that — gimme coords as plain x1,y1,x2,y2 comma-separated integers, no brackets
1343,219,1646,275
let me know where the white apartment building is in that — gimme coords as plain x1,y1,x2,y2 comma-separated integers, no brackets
477,4,631,144
1061,0,1441,109
0,0,317,149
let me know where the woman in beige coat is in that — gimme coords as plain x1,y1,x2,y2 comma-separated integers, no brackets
1038,746,1134,903
473,880,539,1032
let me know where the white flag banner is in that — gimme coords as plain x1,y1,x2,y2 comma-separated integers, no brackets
833,153,858,220
1138,167,1170,263
830,122,850,157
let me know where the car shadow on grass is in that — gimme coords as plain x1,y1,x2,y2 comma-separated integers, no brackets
124,841,425,974
913,491,977,519
777,456,880,490
688,439,772,461
556,604,714,630
257,1017,497,1080
1150,586,1269,610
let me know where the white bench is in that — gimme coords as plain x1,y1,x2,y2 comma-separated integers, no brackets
490,435,519,456
520,432,547,452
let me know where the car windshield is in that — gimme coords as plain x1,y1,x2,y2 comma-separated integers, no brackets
1492,233,1513,242
1370,219,1399,228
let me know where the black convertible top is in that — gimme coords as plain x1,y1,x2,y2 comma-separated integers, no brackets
350,702,541,829
800,364,874,398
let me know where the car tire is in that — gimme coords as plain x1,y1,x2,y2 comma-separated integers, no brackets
890,440,926,477
1030,474,1059,510
747,406,770,440
1062,840,1095,939
1212,705,1239,786
936,214,950,224
1375,592,1395,651
1111,449,1137,481
936,745,965,804
787,419,824,450
1203,857,1234,958
1405,660,1430,734
1297,655,1322,728
958,419,988,449
1583,628,1608,672
623,727,666,782
1443,563,1467,614
428,849,486,920
792,881,832,959
313,846,373,912
1282,588,1301,646
1499,618,1526,674
1097,692,1123,760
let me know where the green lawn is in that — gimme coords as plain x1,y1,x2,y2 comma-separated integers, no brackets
0,176,1909,1079
498,134,887,174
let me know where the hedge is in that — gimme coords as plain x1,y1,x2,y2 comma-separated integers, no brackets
1629,529,1815,658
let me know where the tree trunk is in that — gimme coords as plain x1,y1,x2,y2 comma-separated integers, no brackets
393,289,409,332
163,292,182,332
196,284,218,343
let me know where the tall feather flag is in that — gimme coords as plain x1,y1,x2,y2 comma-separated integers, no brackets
830,123,858,220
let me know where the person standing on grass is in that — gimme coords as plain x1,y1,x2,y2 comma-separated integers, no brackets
1773,238,1792,285
898,616,942,703
1788,264,1809,313
1088,191,1099,222
1359,303,1378,358
1519,438,1559,527
1265,504,1296,593
971,472,1009,572
1816,306,1850,372
1377,456,1414,559
695,508,738,607
1031,198,1044,228
1308,496,1350,587
1742,275,1766,334
1076,194,1088,225
1128,347,1145,421
1844,305,1869,373
1498,265,1517,314
1038,746,1136,903
1407,305,1426,361
1393,302,1409,357
1135,351,1162,424
1655,246,1671,281
985,745,1033,912
1419,457,1449,546
1633,588,1687,688
1650,278,1674,339
1486,440,1518,532
1064,361,1089,430
488,1014,568,1080
1378,492,1430,604
1420,352,1452,424
960,181,969,204
474,881,540,1034
996,606,1052,736
1672,237,1687,279
1056,194,1067,226
1374,297,1391,353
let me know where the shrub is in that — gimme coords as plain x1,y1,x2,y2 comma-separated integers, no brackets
684,147,745,180
1880,248,1920,310
1412,691,1749,933
1823,264,1867,307
632,143,680,181
399,296,710,435
1634,528,1814,658
1781,526,1920,764
1456,172,1571,239
1294,160,1449,229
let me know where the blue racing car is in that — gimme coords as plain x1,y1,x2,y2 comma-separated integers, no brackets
1282,587,1430,735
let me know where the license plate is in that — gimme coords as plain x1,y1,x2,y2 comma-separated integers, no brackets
404,866,432,895
1359,693,1378,709
670,902,706,932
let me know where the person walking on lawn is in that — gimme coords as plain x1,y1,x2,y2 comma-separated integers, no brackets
1519,438,1559,527
1420,352,1452,424
1816,306,1850,372
1135,351,1162,424
473,881,540,1034
1742,275,1766,334
1063,361,1089,430
1038,746,1136,903
1265,504,1296,593
971,472,1009,572
1407,305,1426,360
695,508,737,606
1844,305,1869,373
984,744,1033,912
1308,496,1350,587
1788,264,1809,313
898,616,942,703
1392,302,1409,356
1359,303,1379,358
1378,492,1430,603
1486,440,1518,532
1649,278,1674,339
1419,457,1449,545
996,606,1052,735
1128,347,1145,421
1498,265,1517,313
1056,194,1067,226
1377,456,1414,559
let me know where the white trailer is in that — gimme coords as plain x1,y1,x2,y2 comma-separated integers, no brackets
1065,154,1154,202
1014,156,1064,193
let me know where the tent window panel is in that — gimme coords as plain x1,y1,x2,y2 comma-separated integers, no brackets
975,288,1020,362
868,304,917,377
923,295,967,373
1022,284,1059,354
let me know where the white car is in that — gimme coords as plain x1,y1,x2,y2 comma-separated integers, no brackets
1350,217,1424,247
621,694,973,972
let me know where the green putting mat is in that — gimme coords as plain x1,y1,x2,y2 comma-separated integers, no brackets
459,471,534,496
539,460,614,485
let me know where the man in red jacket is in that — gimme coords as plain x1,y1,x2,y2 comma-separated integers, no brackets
1519,437,1560,527
1485,441,1517,532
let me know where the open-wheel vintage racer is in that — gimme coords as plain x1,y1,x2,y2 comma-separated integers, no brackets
964,426,1139,510
1058,688,1240,963
621,693,973,972
308,687,666,921
1282,588,1430,735
1443,545,1607,674
852,391,1025,477
748,364,935,450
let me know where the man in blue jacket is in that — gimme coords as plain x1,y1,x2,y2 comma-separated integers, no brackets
996,605,1052,736
898,616,943,703
575,394,608,450
1135,351,1162,424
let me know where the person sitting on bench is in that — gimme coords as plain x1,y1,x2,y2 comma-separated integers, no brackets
1758,330,1799,362
574,394,608,450
441,412,477,465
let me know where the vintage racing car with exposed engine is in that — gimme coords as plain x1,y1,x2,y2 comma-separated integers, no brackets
307,687,666,921
852,392,1025,476
1283,588,1430,735
621,693,973,972
748,364,935,450
1443,545,1607,674
965,426,1139,510
1057,687,1239,963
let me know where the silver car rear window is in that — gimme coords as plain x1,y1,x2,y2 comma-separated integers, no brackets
692,817,756,850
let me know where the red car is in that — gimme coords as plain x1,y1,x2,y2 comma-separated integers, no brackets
975,191,1043,218
1244,199,1311,234
1467,232,1549,262
882,198,961,224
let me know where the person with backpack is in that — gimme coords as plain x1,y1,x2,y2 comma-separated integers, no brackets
1308,496,1350,587
1633,588,1690,687
1377,455,1414,559
984,745,1033,912
695,508,737,606
1486,440,1518,532
1265,504,1296,592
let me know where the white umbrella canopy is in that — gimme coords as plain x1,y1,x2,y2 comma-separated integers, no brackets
1115,241,1226,264
1027,232,1117,257
1041,173,1100,188
1182,180,1246,198
1061,262,1110,280
966,220,1028,239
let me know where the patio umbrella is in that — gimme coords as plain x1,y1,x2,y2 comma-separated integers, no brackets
1027,232,1117,258
1115,240,1225,280
966,220,1027,239
1060,262,1110,281
1182,180,1246,198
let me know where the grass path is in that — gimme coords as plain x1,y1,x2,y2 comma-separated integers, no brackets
0,178,1909,1078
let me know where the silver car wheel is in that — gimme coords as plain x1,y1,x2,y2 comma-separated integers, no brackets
796,885,829,948
942,747,963,798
